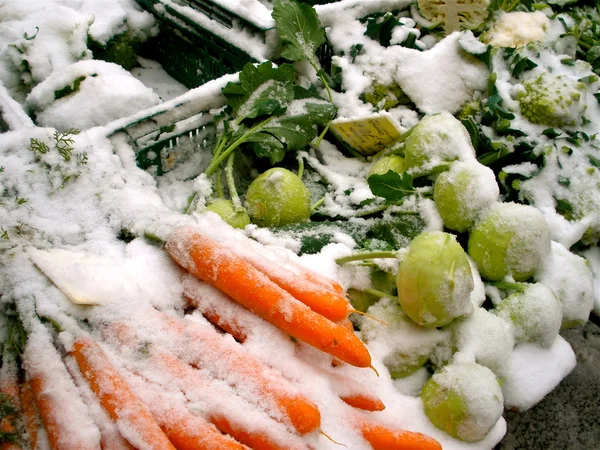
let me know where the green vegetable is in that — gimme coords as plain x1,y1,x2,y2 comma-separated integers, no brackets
204,199,250,229
403,112,476,177
421,362,504,442
433,160,499,232
397,231,474,328
493,282,562,347
245,167,311,227
363,82,411,110
467,202,551,281
368,155,406,177
272,0,332,102
516,73,587,127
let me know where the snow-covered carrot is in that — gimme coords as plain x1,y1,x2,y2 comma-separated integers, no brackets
18,380,39,450
183,280,385,412
102,319,312,450
23,326,102,450
231,249,352,321
166,227,373,369
124,372,249,450
150,352,310,450
349,412,442,450
70,335,176,450
156,311,321,436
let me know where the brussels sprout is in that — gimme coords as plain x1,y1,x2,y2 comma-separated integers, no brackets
536,241,594,329
403,112,475,177
204,199,250,229
368,154,406,177
433,160,499,232
397,231,474,327
245,168,311,228
359,298,447,378
493,282,562,348
421,362,503,442
446,307,515,378
467,202,551,281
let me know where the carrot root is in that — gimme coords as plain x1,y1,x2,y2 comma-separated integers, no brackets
166,227,372,369
70,336,176,450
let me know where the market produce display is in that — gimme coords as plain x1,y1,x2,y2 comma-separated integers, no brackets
0,0,598,449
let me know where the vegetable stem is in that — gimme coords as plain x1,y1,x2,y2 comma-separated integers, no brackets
336,251,398,265
206,117,274,176
225,152,244,211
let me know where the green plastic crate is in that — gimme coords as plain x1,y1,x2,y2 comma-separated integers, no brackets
135,0,277,88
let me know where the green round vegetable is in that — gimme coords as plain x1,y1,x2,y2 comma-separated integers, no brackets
204,199,251,229
403,112,475,177
467,202,551,281
421,362,503,442
397,231,474,327
433,160,499,232
493,282,562,348
368,155,406,177
245,167,311,228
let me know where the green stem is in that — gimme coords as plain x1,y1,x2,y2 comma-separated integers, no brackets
297,155,304,180
362,289,397,300
215,168,224,199
336,250,398,265
311,195,326,211
314,120,331,149
489,281,527,293
205,117,274,177
182,191,198,214
225,152,244,211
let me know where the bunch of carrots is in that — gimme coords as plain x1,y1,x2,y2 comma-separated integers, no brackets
0,226,442,450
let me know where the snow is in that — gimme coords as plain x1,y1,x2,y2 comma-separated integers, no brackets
0,1,597,450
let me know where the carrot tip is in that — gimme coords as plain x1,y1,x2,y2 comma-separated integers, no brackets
369,364,380,377
350,310,388,326
320,430,347,447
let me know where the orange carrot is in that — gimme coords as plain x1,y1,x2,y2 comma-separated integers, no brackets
184,289,385,413
232,249,352,322
340,393,385,412
70,335,176,450
123,371,249,450
29,373,100,450
349,412,442,450
102,320,311,450
166,227,373,369
18,380,39,450
155,311,321,436
150,352,309,450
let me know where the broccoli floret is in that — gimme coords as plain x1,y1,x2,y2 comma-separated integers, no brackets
363,82,410,110
516,73,587,128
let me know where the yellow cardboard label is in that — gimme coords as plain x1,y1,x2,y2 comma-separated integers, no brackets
330,114,404,156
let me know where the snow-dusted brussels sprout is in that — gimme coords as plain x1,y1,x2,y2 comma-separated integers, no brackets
403,112,475,177
245,168,311,227
397,231,474,327
360,298,447,378
493,283,562,348
467,202,551,281
368,154,406,177
433,160,499,232
536,241,594,328
446,307,515,378
204,199,250,229
421,362,503,442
